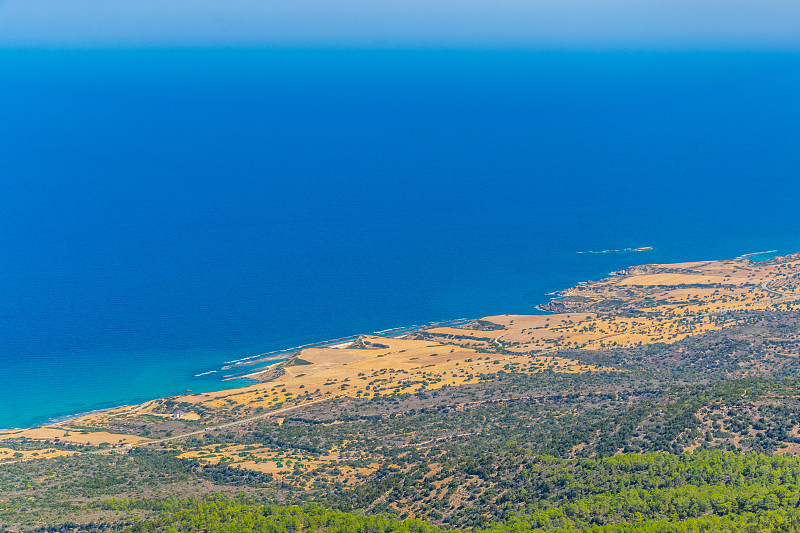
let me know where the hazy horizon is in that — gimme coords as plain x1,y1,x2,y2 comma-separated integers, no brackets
1,0,799,50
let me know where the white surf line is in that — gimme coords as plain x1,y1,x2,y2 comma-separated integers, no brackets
140,272,800,447
737,250,778,259
31,275,800,462
223,335,364,365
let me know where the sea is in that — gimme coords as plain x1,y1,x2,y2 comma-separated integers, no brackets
1,49,799,429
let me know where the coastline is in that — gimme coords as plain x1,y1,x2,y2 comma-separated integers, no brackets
7,252,800,528
6,249,794,432
0,318,475,431
217,318,474,381
3,248,800,467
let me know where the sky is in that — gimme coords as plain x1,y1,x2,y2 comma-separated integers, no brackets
1,0,799,49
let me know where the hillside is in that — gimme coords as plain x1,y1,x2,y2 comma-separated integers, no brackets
4,253,800,532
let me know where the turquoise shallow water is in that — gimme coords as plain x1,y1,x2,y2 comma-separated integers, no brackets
1,49,799,429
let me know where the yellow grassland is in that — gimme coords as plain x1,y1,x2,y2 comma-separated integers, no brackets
441,255,800,353
5,253,800,463
0,447,78,464
177,443,378,485
0,427,150,446
169,335,612,413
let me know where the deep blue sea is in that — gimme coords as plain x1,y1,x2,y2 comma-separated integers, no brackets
1,49,799,429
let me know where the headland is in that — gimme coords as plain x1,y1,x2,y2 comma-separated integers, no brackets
7,252,800,531
4,252,800,465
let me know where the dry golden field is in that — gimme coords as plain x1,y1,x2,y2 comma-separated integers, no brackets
3,252,800,464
